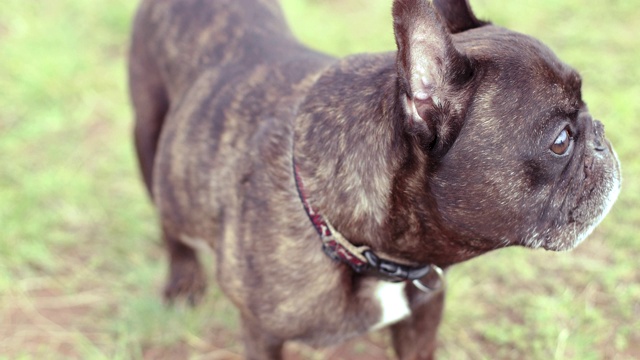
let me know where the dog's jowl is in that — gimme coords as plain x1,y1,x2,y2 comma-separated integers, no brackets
129,0,621,358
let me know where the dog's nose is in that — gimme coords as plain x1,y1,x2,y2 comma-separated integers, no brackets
593,120,607,152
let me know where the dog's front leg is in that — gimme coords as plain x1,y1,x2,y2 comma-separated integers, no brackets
390,290,445,360
240,314,284,360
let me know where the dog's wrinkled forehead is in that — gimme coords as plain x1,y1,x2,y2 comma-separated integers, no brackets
454,25,583,111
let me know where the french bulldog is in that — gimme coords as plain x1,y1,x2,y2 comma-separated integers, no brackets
128,0,621,358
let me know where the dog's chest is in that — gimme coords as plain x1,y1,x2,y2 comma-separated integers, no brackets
370,281,411,330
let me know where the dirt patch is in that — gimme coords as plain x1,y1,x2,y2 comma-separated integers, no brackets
0,287,100,358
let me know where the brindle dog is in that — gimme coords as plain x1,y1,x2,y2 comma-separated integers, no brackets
129,0,621,358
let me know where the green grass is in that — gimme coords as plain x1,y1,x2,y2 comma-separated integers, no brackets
1,0,638,358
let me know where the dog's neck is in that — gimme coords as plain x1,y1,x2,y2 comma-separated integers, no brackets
293,53,399,250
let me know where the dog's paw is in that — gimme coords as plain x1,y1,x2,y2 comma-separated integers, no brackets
163,260,207,306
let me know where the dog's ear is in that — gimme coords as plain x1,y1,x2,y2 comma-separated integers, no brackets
433,0,488,34
393,0,473,149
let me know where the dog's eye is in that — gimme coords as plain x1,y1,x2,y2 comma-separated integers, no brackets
551,127,572,155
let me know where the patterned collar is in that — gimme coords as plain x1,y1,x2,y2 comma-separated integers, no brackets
293,158,445,291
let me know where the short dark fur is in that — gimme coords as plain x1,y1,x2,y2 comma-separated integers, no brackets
129,0,620,358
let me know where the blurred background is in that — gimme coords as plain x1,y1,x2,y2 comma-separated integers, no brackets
0,0,638,359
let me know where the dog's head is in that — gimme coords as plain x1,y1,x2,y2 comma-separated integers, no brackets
392,0,621,252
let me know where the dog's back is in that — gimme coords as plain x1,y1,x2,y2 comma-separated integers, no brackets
131,0,305,98
129,0,332,196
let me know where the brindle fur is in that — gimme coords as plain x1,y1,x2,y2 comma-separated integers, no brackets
129,0,621,358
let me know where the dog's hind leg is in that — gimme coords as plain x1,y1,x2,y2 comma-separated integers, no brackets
390,291,445,360
130,4,208,306
162,230,207,305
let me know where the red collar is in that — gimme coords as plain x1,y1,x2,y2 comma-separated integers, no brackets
293,159,445,289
